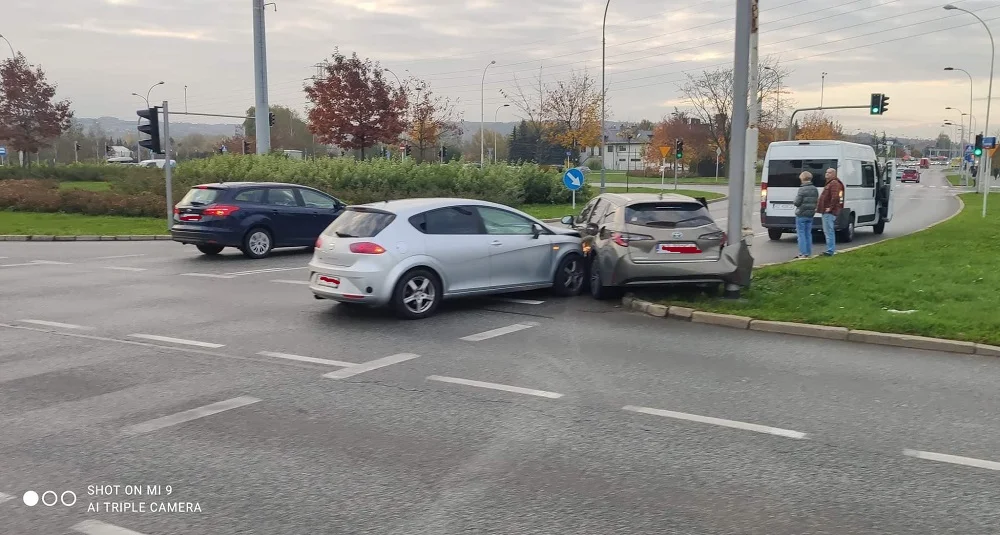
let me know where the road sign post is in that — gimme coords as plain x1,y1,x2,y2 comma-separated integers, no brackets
658,146,669,188
162,101,172,232
715,147,722,182
563,167,585,210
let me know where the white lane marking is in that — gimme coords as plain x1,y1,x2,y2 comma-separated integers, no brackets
623,405,808,439
0,492,13,504
271,279,311,285
427,375,563,399
460,322,538,342
903,449,1000,471
120,396,260,437
91,254,145,260
104,266,148,272
225,266,308,276
19,319,93,330
258,351,355,367
323,353,420,379
180,272,236,279
128,334,225,348
492,297,545,305
30,260,72,265
72,520,149,535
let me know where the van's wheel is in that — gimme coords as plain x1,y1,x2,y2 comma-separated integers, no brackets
836,215,855,243
391,268,441,320
873,219,885,235
767,228,783,241
552,254,585,297
196,244,224,255
241,227,273,259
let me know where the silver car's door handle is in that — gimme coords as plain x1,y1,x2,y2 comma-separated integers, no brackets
490,240,503,246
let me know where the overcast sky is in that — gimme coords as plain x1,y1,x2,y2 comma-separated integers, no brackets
6,0,999,140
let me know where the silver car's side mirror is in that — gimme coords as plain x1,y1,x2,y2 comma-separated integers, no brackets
560,215,574,225
531,223,543,239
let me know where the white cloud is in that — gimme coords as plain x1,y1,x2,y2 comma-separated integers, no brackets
58,21,222,41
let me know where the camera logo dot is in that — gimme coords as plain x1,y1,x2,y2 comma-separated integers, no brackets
21,490,76,507
22,491,38,507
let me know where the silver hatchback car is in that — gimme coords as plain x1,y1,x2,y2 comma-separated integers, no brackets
308,198,587,319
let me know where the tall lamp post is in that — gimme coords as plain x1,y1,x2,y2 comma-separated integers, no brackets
944,4,994,212
0,33,14,57
493,103,509,163
600,0,611,193
820,72,827,107
480,60,496,166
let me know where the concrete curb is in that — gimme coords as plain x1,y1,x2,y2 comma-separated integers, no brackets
0,235,171,241
623,295,997,358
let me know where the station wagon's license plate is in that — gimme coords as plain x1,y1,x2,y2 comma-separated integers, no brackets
316,275,340,288
657,242,700,254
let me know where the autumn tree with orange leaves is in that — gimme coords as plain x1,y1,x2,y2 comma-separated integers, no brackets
305,49,407,159
644,110,712,172
542,70,602,157
794,112,844,140
406,82,461,163
0,52,73,163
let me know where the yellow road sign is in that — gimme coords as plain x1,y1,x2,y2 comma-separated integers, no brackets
659,146,670,158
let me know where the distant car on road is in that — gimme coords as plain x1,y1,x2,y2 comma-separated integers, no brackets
901,169,920,183
309,198,586,319
171,182,345,258
139,159,177,169
561,192,747,299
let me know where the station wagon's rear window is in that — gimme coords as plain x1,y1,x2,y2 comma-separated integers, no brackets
625,202,714,228
178,187,221,206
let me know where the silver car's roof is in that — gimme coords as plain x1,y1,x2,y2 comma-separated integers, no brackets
352,197,539,219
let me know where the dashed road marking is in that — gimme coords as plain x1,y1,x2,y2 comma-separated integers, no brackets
1,260,72,267
903,449,1000,471
72,520,149,535
492,297,545,305
460,322,538,342
121,396,260,437
258,351,355,367
427,375,563,399
128,334,225,348
103,266,148,272
91,254,146,260
324,353,420,379
19,319,93,330
225,266,308,276
179,273,236,279
623,405,808,439
271,279,311,285
0,492,13,504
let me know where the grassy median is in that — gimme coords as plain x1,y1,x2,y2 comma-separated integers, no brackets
637,193,1000,346
522,188,724,220
0,212,167,236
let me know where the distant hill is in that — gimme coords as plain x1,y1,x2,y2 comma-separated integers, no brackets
76,116,240,138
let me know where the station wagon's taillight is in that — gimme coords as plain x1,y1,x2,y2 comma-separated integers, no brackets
611,232,652,247
203,204,240,217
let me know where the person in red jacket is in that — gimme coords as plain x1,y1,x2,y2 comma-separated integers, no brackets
815,167,845,256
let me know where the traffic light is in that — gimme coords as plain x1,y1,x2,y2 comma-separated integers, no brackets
674,138,684,160
870,93,883,115
405,145,412,156
74,142,81,152
880,94,889,114
974,134,983,157
243,140,250,154
268,112,276,127
441,146,448,160
136,107,162,154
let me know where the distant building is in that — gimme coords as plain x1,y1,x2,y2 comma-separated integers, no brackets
580,126,654,171
106,145,135,161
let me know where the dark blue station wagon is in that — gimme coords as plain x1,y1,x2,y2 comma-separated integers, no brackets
171,182,345,258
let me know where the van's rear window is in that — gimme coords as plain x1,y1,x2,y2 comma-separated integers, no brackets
767,159,837,188
178,188,221,206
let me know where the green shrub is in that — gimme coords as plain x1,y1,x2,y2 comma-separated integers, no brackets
0,163,161,182
110,155,593,207
584,157,603,170
0,179,163,217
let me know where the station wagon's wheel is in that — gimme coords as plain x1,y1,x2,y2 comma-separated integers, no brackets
392,268,441,320
588,256,617,300
242,227,273,259
196,244,224,255
552,254,585,297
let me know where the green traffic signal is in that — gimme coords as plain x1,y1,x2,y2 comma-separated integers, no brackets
974,147,983,157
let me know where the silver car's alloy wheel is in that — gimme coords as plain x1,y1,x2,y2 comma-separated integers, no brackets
402,276,436,315
248,231,270,256
562,258,584,292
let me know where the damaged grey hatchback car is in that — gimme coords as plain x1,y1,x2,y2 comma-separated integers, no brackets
561,192,752,299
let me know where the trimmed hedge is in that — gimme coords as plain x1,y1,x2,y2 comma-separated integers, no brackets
0,163,161,182
108,155,591,207
0,179,164,217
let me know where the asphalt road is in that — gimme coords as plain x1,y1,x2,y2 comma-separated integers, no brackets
604,167,962,264
2,181,997,534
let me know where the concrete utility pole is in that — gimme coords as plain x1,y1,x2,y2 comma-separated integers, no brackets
162,101,173,232
725,0,752,300
252,0,272,154
742,0,759,251
600,0,611,193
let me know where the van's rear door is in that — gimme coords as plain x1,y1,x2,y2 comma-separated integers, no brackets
764,158,836,217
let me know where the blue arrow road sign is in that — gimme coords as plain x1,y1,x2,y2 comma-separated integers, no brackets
563,167,584,191
0,147,6,156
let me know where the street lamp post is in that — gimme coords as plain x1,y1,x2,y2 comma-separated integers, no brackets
493,104,509,163
945,67,976,183
820,72,827,108
944,4,994,212
481,60,496,166
0,33,14,57
600,0,611,193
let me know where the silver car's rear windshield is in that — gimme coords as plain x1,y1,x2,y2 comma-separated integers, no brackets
323,208,395,238
625,202,714,229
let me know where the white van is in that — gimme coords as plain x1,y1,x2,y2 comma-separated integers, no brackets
761,140,894,242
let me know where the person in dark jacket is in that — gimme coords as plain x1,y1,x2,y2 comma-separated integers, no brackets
816,167,845,256
792,171,819,258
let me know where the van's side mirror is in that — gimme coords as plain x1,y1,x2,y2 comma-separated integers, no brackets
560,215,574,225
